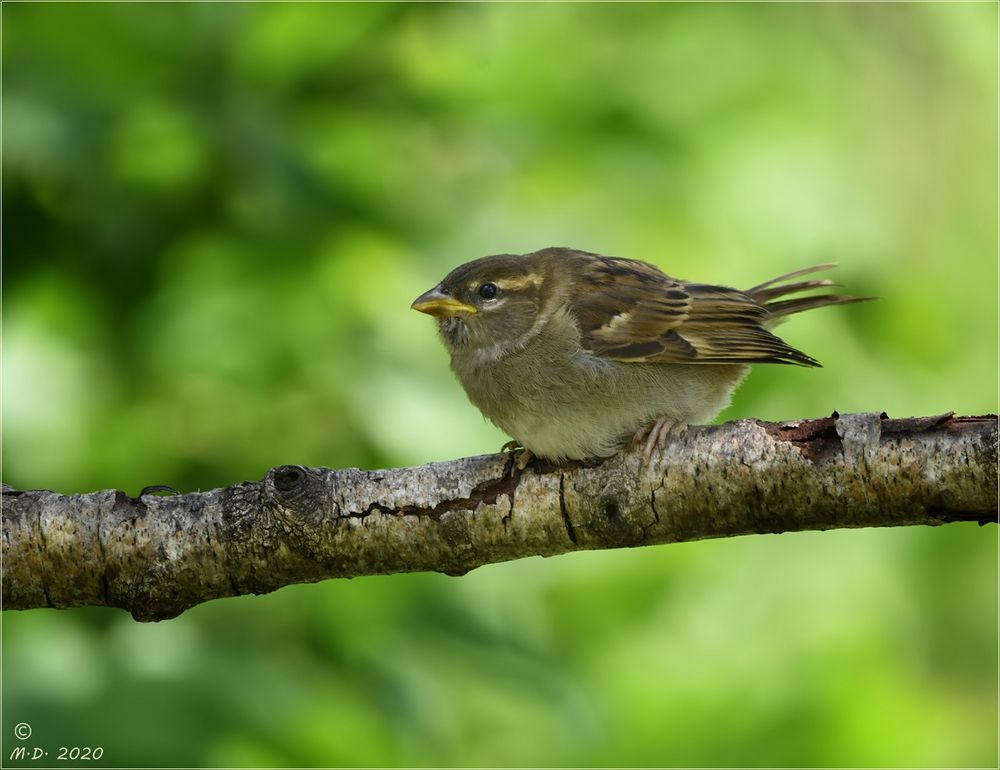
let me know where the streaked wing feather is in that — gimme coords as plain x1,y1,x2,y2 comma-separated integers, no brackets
571,256,820,367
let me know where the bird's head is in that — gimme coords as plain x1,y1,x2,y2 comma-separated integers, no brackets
411,252,556,358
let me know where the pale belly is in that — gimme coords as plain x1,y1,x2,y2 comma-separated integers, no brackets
458,346,749,461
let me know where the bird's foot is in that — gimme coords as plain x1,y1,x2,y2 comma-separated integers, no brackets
633,417,687,468
500,441,535,476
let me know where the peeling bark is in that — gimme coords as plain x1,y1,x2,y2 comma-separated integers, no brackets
2,412,996,622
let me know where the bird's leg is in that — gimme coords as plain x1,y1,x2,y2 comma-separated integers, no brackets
633,417,687,467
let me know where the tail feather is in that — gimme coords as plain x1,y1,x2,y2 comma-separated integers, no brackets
752,279,840,303
746,264,877,322
765,294,874,319
746,263,839,294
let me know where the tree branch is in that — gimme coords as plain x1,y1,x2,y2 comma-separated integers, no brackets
2,412,996,622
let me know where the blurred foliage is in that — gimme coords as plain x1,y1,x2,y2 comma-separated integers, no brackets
2,3,996,768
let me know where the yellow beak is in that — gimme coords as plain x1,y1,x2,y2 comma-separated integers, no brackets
411,287,478,317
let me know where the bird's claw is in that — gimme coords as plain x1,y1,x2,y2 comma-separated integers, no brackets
500,441,534,477
634,418,687,468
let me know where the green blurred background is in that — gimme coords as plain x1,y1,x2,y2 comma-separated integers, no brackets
2,3,997,767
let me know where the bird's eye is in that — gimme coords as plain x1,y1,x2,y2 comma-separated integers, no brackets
477,282,499,300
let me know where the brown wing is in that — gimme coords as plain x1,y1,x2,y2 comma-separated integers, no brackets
571,255,820,367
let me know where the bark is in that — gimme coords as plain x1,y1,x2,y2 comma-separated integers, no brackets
2,412,996,622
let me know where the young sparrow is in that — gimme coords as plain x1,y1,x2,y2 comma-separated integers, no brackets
412,247,872,463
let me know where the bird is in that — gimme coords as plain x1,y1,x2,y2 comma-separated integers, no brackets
411,246,873,465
